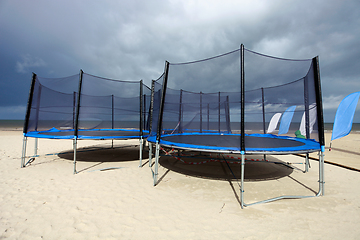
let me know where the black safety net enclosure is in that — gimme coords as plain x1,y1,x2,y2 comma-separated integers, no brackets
21,70,151,173
148,45,325,207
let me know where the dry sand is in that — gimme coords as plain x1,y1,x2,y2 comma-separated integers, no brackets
0,130,359,239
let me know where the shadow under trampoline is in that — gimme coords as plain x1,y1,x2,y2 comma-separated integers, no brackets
57,145,149,172
158,152,294,182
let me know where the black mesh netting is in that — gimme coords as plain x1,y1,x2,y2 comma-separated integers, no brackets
24,72,151,138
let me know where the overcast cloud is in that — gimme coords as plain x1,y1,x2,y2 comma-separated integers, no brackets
0,0,359,122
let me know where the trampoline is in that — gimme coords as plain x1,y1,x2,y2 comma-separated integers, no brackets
147,133,320,154
26,128,149,140
21,70,151,173
148,44,325,208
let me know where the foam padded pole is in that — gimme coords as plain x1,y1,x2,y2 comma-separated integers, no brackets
23,73,37,134
140,80,143,136
313,57,325,147
179,89,183,133
73,92,76,129
261,88,266,134
149,80,156,135
200,91,203,133
156,61,170,142
218,92,221,133
240,44,245,151
74,70,84,138
226,96,231,133
303,74,310,139
112,94,114,129
313,57,325,195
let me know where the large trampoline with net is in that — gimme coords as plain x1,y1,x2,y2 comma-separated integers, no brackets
21,70,151,173
147,44,325,208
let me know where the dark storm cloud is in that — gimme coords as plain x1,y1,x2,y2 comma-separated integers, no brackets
0,0,359,121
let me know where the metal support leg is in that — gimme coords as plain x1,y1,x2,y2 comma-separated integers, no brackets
240,153,245,209
34,138,38,156
73,138,77,174
322,151,325,195
319,150,325,195
21,136,27,168
148,142,152,167
305,153,309,172
153,142,160,186
139,138,143,167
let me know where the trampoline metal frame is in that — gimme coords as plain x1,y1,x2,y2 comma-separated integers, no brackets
149,141,325,208
21,70,149,173
149,45,325,208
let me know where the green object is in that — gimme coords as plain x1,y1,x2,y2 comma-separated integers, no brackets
295,130,306,139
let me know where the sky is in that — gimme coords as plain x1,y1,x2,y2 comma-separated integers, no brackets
0,0,359,122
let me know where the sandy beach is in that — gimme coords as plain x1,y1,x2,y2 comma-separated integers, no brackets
1,130,359,239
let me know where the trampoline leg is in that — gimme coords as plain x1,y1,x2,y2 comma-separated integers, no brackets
148,142,152,167
305,153,309,172
240,153,245,209
144,140,147,148
34,138,38,156
139,138,143,167
319,150,325,195
21,136,27,168
153,142,160,186
73,138,77,174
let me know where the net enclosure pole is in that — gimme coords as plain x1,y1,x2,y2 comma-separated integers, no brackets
240,45,245,153
218,92,221,133
303,66,310,172
74,70,83,140
140,80,144,136
156,61,170,142
22,72,37,167
200,91,203,133
148,80,156,167
154,61,170,185
149,80,156,135
112,94,114,130
73,92,77,129
261,88,266,161
143,93,147,131
226,96,231,133
207,103,210,131
111,94,114,149
240,44,245,208
139,80,144,167
313,56,325,195
23,73,37,135
179,89,183,133
73,70,84,174
261,88,266,134
34,83,42,132
304,75,310,139
313,57,324,147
